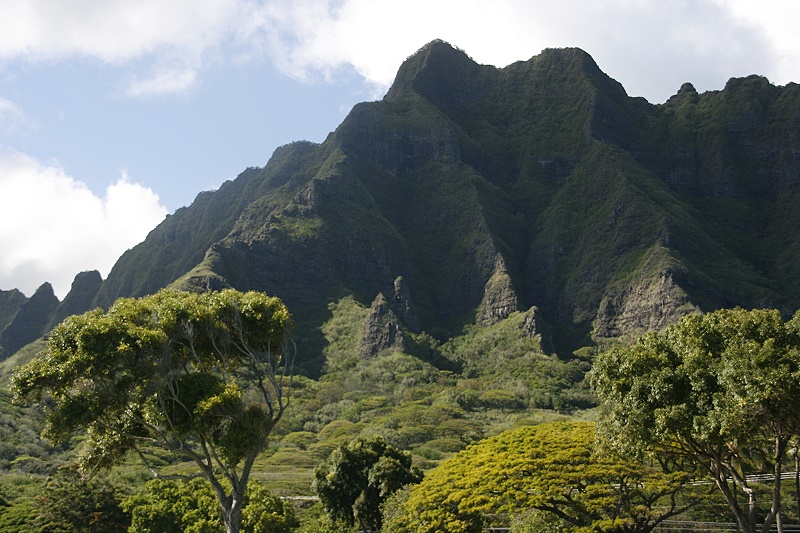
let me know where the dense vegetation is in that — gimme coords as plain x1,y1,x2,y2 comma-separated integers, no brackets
593,308,800,533
383,421,700,533
5,293,799,532
0,291,595,531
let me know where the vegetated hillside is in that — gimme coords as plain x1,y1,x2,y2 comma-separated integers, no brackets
2,39,799,366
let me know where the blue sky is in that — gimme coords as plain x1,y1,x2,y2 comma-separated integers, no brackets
1,0,798,298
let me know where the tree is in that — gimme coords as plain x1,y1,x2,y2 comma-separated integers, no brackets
12,288,294,533
383,421,696,533
36,464,129,532
313,436,422,532
591,308,800,533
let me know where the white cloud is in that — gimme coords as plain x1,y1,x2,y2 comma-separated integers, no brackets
0,0,247,96
0,0,240,62
248,0,798,103
711,0,800,86
1,1,797,101
0,148,168,298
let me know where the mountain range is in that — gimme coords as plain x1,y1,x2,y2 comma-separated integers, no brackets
2,40,799,368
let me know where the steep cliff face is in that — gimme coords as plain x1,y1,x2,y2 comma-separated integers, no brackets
0,283,59,358
10,40,798,361
0,289,27,355
49,270,103,329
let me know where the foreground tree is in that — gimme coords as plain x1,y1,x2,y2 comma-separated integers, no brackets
592,308,800,533
12,288,294,533
313,436,422,532
383,421,696,533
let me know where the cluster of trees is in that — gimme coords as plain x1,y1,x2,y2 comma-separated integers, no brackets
383,308,800,532
592,308,800,533
5,285,800,533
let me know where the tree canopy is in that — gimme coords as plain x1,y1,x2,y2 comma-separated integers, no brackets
591,308,800,533
382,421,696,533
313,436,422,532
12,288,294,533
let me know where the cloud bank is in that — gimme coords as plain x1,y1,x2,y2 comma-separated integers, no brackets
0,0,797,101
0,148,168,298
248,0,799,103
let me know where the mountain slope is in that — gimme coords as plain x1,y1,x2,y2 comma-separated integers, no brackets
4,40,799,363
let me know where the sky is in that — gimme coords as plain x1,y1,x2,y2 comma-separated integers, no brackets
0,0,798,299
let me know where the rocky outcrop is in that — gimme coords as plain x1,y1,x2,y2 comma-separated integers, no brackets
359,293,407,358
594,269,700,340
476,255,519,326
390,276,419,333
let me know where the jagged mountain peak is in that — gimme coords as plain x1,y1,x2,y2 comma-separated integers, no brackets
384,39,492,107
386,41,626,108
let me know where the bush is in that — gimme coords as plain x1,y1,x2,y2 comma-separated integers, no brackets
123,478,297,533
412,447,444,461
36,464,130,533
282,431,318,450
422,438,465,453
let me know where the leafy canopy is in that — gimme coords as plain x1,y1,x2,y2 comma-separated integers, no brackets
383,421,695,533
35,464,129,533
591,308,800,533
12,288,294,533
313,436,422,532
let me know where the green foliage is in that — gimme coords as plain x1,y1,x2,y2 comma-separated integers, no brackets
0,499,36,533
313,436,422,532
295,515,357,533
0,389,70,475
592,308,800,533
12,288,294,533
35,464,129,533
241,481,299,533
443,310,596,412
123,478,214,532
124,478,297,533
320,296,370,371
385,421,695,533
282,431,318,450
0,474,43,533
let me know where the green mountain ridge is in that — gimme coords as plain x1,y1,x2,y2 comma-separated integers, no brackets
1,39,799,364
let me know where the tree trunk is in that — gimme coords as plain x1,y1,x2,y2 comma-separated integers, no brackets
711,460,752,533
761,436,786,533
220,493,243,533
795,442,799,520
775,436,784,533
745,486,757,533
